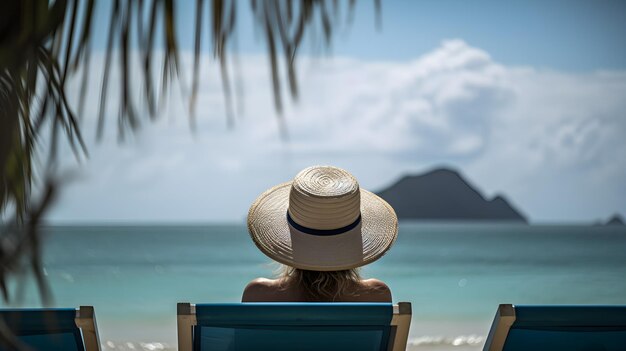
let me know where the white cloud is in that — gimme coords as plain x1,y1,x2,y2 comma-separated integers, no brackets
49,40,626,222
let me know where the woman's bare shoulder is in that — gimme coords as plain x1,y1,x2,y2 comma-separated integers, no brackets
356,278,392,302
242,277,285,302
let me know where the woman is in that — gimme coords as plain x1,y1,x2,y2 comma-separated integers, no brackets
243,165,398,302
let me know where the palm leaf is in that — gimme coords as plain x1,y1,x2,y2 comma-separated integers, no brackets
0,0,379,324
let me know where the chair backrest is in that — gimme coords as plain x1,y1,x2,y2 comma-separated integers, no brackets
483,304,626,351
177,302,411,351
0,306,101,351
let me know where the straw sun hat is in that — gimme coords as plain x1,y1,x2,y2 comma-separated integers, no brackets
247,165,398,271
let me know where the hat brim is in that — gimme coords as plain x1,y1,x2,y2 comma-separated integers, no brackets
247,182,398,271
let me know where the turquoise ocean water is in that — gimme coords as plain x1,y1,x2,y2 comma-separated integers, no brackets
3,223,626,350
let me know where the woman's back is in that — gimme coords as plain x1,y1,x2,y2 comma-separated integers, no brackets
242,277,392,302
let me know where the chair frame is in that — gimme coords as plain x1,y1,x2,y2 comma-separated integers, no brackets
484,303,626,351
177,302,412,351
483,304,516,351
74,306,102,351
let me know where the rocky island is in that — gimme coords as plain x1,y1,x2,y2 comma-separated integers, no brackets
605,214,625,226
376,168,528,222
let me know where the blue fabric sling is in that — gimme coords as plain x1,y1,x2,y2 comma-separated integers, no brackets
503,305,626,351
193,303,393,351
0,308,85,351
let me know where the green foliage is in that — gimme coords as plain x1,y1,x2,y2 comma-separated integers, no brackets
0,0,377,309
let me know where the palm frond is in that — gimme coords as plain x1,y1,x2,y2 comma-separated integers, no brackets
0,0,377,307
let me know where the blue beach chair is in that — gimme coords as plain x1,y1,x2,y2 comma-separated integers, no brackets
483,304,626,351
177,302,412,351
0,306,101,351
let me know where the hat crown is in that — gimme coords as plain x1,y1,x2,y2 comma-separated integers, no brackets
288,166,361,230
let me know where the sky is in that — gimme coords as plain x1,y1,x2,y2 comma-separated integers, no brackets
47,0,626,224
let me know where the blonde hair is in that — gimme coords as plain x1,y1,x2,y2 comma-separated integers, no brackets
277,265,362,301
